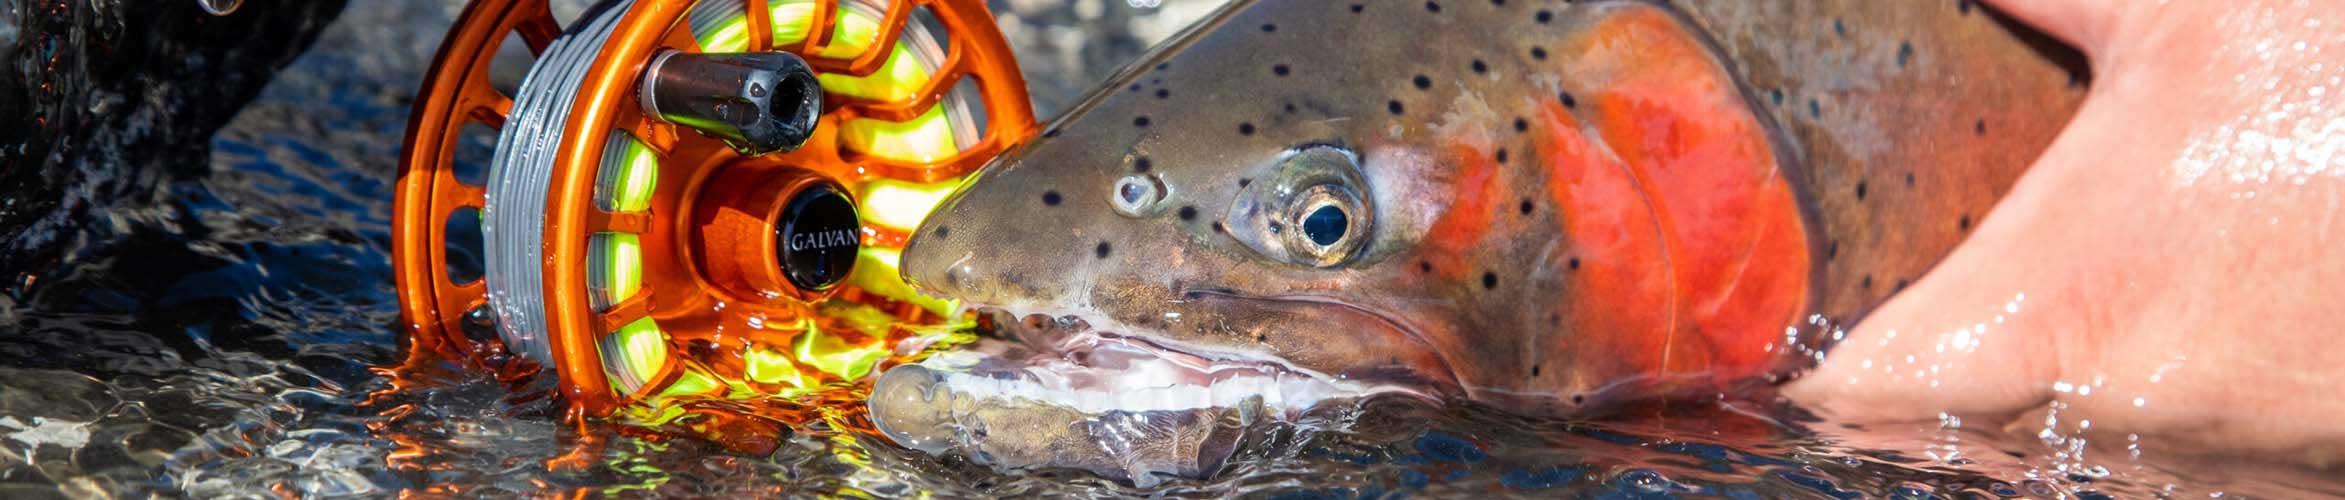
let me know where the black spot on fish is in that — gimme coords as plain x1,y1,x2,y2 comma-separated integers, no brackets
1156,62,1169,71
1827,240,1840,260
1807,98,1822,118
1127,83,1141,92
1262,23,1277,33
1855,181,1868,200
1570,394,1585,406
1426,1,1441,13
1177,205,1198,221
1833,18,1846,37
1513,117,1528,133
1256,333,1268,342
1531,364,1542,377
1862,274,1874,289
1519,198,1534,215
1770,88,1784,106
1560,91,1578,108
1535,10,1552,23
1897,41,1915,68
1959,214,1973,231
1212,221,1227,233
1568,257,1581,270
1155,88,1170,99
1133,116,1151,128
1482,272,1499,289
1239,178,1252,188
1905,172,1917,187
1495,148,1509,164
1283,103,1297,114
1530,46,1547,60
1894,278,1910,292
1959,0,1974,15
1351,3,1364,14
1975,119,1987,136
933,226,949,239
1491,0,1504,6
1095,241,1112,259
1238,122,1255,136
1042,191,1062,206
1413,74,1432,90
1419,261,1433,273
1388,100,1405,115
1272,64,1291,77
1134,157,1152,173
1471,59,1488,74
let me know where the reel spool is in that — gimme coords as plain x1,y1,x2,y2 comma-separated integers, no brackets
395,0,1033,417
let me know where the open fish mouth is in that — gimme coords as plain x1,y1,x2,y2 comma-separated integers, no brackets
866,307,1410,484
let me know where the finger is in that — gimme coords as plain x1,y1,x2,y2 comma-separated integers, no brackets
1979,0,2122,57
1783,187,2069,423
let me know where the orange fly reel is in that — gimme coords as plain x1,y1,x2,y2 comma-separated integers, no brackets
393,0,1033,420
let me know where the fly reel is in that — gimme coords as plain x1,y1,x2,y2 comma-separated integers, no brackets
394,0,1033,418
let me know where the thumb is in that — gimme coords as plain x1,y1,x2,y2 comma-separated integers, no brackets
1781,222,2065,422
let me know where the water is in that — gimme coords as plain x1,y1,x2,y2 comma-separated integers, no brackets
3,0,2343,497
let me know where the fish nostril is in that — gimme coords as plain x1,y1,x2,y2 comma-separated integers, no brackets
1112,173,1168,217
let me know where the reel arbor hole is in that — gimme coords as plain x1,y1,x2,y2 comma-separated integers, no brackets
444,206,486,286
488,31,535,97
453,122,495,187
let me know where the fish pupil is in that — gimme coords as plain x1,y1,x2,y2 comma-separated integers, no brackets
1303,205,1347,246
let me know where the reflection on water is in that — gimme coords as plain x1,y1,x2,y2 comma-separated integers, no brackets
1,0,2342,497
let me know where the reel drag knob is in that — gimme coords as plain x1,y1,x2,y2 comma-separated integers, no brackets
694,167,863,300
640,51,824,156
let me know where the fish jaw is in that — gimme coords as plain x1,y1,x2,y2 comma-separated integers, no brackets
865,307,1434,485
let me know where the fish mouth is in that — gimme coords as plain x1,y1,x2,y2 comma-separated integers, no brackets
865,306,1415,483
880,306,1409,417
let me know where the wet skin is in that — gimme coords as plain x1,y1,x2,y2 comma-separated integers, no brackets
873,0,2091,481
1788,0,2345,467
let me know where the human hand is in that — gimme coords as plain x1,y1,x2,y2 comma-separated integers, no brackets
1785,0,2345,466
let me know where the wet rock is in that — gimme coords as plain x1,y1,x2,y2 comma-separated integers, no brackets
0,0,345,296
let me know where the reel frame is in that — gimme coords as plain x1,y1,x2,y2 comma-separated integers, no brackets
395,0,1033,416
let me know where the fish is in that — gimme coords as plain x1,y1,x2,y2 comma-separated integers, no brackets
866,0,2086,483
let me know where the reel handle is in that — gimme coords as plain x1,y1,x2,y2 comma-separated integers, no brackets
639,50,824,156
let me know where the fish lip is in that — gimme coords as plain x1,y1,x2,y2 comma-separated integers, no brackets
926,304,1427,415
1175,287,1468,395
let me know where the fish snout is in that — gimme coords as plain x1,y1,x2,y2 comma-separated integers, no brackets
899,193,988,302
899,168,1093,306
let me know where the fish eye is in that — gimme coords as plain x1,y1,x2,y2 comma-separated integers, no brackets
1111,173,1166,217
1225,143,1374,268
